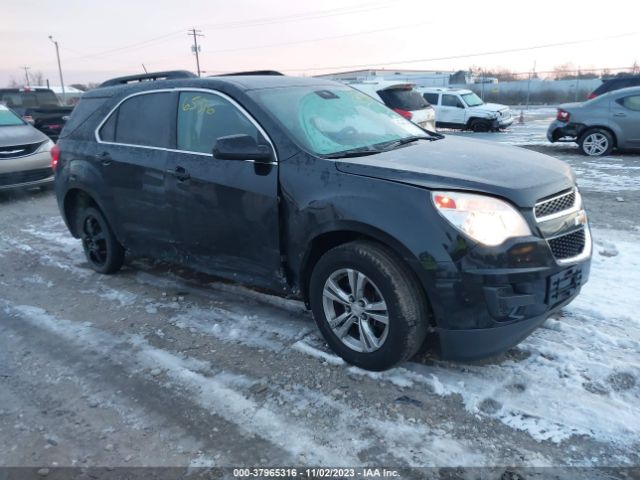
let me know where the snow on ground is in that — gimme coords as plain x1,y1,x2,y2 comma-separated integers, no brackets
7,216,640,456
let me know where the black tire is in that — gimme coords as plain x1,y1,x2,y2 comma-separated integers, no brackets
309,241,429,371
77,206,124,274
578,128,614,156
469,119,491,132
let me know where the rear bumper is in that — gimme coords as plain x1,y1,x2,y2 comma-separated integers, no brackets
547,120,584,143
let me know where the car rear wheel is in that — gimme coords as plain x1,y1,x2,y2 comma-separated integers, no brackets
309,241,428,371
78,206,124,274
469,119,491,132
579,128,613,156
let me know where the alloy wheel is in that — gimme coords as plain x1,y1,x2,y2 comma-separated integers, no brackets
583,133,609,156
322,268,389,353
82,215,108,266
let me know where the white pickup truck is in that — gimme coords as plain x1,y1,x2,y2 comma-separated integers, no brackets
418,87,513,132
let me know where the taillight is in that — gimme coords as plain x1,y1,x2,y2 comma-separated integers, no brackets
393,108,413,120
556,109,571,123
587,92,597,99
22,115,34,124
51,144,60,171
433,194,457,209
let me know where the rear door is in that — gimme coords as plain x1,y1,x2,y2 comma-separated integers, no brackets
165,90,281,288
95,91,176,257
612,93,640,147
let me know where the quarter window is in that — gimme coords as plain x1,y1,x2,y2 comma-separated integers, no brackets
100,92,174,148
177,92,259,154
423,93,439,105
618,95,640,111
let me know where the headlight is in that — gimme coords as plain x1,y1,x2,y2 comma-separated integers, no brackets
432,191,532,246
36,139,54,153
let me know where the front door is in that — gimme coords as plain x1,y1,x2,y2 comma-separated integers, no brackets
438,93,466,126
165,90,282,289
612,94,640,147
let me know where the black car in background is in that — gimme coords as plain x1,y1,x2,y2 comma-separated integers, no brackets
0,87,74,141
53,71,591,371
588,75,640,99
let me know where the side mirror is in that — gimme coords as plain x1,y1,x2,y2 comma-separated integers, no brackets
213,134,272,162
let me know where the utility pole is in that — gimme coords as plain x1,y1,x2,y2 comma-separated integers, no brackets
48,35,66,104
188,28,204,77
21,66,31,86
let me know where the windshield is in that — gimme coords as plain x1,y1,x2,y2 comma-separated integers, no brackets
250,85,427,156
461,92,484,107
0,106,25,126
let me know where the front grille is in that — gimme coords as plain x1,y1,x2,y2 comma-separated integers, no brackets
548,229,586,260
535,190,576,218
0,167,53,187
0,141,43,159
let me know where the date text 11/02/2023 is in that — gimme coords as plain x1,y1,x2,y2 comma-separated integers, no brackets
232,468,400,477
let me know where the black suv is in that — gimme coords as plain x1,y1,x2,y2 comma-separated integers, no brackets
53,71,592,371
588,75,640,99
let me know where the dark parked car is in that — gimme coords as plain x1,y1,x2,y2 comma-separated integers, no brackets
587,75,640,99
548,86,640,156
53,71,591,371
0,87,74,140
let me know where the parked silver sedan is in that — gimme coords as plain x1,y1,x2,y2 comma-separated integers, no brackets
0,104,54,190
547,86,640,156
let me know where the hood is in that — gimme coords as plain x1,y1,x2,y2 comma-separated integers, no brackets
471,102,509,114
334,136,575,208
0,124,49,148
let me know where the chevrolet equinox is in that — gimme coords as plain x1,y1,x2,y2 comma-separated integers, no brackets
53,71,592,371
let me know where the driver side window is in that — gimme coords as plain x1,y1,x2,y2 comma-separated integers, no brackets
442,94,464,108
177,92,259,154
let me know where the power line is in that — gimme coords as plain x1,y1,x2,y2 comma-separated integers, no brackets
58,1,394,62
280,31,640,73
196,1,395,30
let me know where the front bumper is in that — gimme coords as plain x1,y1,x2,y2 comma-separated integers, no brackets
497,115,514,128
0,151,53,190
436,259,590,361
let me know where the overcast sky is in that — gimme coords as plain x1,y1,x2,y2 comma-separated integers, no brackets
2,0,639,87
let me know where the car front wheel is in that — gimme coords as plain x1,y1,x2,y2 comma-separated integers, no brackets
579,128,614,156
309,241,429,371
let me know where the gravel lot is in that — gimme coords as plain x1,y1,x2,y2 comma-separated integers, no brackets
1,110,639,474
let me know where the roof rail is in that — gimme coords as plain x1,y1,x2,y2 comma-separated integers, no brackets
213,70,284,77
99,70,197,88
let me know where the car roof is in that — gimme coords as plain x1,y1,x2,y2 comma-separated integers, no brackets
85,74,341,99
419,87,472,94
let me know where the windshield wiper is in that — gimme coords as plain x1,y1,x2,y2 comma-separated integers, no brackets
377,135,436,152
324,148,384,159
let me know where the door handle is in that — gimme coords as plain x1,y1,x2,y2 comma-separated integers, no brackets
613,112,627,117
95,151,112,166
167,166,191,181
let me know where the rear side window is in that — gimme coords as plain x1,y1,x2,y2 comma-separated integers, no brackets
377,88,429,111
61,96,108,138
423,93,439,105
177,92,259,154
617,95,640,111
101,92,174,148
